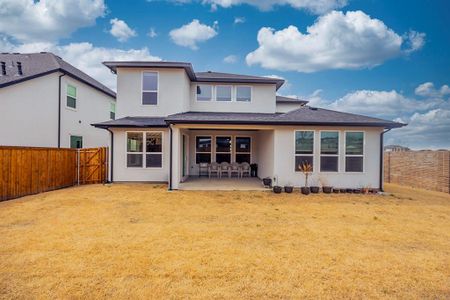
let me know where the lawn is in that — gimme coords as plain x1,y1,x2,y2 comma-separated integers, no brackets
1,184,449,299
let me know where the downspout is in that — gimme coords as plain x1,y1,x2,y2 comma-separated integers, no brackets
106,128,114,183
379,128,392,192
57,73,66,148
169,124,173,191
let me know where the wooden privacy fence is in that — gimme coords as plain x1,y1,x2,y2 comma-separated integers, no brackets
0,146,108,201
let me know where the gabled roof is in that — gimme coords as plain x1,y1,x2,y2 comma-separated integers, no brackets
0,52,116,98
102,61,285,90
276,96,308,105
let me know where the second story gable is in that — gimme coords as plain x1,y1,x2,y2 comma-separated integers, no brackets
103,61,285,117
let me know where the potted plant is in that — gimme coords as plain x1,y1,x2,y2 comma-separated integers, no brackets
284,182,294,193
319,177,333,194
332,188,339,194
361,185,370,194
262,177,272,188
298,161,313,195
273,185,282,193
310,179,320,193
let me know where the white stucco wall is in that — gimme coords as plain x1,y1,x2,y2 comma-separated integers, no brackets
60,75,114,148
111,128,170,182
189,83,277,113
0,73,59,147
273,126,383,189
276,102,304,113
254,130,274,179
116,68,190,118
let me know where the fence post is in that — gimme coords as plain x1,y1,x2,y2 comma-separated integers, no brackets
77,149,80,186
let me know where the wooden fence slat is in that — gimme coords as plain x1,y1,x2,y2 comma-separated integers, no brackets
0,146,108,201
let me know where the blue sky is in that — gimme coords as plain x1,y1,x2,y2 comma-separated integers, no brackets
0,0,449,149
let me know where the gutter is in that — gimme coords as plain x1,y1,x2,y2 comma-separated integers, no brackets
106,128,114,183
58,72,66,148
379,128,392,192
169,125,173,191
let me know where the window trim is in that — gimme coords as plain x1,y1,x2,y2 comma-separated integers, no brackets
344,130,365,173
141,71,159,106
66,84,77,111
215,135,232,163
319,130,339,173
294,130,315,172
215,85,233,102
234,136,252,163
125,131,163,169
235,85,252,102
195,135,212,164
196,84,213,102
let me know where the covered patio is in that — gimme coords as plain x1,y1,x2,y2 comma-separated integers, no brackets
178,176,266,191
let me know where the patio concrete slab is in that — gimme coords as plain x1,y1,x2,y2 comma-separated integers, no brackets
178,177,267,191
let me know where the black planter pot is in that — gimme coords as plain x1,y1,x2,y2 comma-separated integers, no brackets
310,186,320,193
284,186,294,193
322,186,333,194
340,188,347,193
332,188,340,194
301,187,310,195
353,189,361,194
262,177,272,187
273,186,282,194
346,188,353,193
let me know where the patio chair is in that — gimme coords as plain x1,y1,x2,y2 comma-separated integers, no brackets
199,162,209,177
219,162,230,178
241,162,251,178
229,162,241,178
208,162,220,178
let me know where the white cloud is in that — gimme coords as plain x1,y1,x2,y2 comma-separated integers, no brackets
0,39,161,91
147,28,158,38
415,82,450,98
234,17,246,24
109,18,137,42
246,10,425,72
223,55,238,63
169,19,218,50
165,0,347,14
0,0,106,42
403,30,426,54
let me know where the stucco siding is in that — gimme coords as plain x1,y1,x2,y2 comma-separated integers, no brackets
255,130,274,179
0,73,59,147
111,128,170,182
276,102,303,113
273,126,382,188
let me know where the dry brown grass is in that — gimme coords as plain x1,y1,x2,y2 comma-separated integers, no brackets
1,183,449,299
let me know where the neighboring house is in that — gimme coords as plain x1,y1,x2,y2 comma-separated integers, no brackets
93,61,404,190
0,52,116,148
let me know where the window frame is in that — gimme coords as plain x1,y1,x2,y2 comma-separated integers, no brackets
66,84,77,110
235,86,252,102
195,135,212,164
294,130,315,172
215,135,232,163
215,85,233,102
319,130,339,173
344,130,365,173
196,84,213,102
126,131,163,169
141,71,159,106
234,136,251,163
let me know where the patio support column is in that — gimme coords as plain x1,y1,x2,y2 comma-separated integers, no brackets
170,125,181,190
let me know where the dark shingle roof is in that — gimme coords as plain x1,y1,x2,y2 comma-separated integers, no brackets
276,96,308,105
165,107,404,128
92,116,168,128
102,61,285,90
0,52,115,98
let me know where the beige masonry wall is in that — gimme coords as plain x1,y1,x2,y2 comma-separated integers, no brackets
384,150,450,193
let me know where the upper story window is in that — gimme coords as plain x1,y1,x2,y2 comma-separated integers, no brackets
236,86,251,102
216,85,232,101
66,84,77,109
110,102,116,120
196,84,212,101
142,72,158,105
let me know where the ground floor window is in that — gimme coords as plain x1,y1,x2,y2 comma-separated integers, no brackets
235,137,251,163
345,131,364,172
320,131,339,172
295,130,314,171
70,135,83,149
127,132,162,168
216,136,231,163
196,136,212,164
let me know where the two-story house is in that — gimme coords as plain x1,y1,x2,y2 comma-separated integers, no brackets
93,61,404,190
0,52,116,148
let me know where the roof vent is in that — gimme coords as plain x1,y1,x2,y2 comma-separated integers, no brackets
309,106,318,111
17,62,23,75
13,52,20,55
207,70,212,73
1,62,5,76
